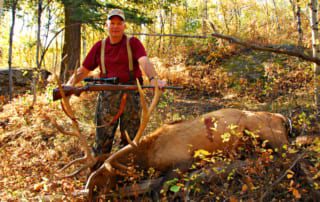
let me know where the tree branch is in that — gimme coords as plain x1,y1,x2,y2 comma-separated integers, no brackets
208,22,320,65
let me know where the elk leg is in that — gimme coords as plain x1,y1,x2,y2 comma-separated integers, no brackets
150,161,193,198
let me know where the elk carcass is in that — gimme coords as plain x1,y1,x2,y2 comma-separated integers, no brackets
52,80,290,201
84,86,290,200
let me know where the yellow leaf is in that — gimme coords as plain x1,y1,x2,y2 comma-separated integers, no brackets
287,173,293,179
193,149,211,158
292,188,301,199
228,124,238,130
222,132,231,142
241,184,248,193
33,182,44,191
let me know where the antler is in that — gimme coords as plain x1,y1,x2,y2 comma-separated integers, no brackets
84,79,162,198
51,74,97,178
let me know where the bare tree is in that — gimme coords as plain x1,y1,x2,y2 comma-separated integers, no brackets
8,0,18,101
309,0,320,107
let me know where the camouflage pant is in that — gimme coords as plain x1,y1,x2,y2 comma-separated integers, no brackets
92,91,141,156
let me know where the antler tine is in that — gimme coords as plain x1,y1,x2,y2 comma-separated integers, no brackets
58,156,88,173
49,115,78,137
53,74,96,178
133,79,161,143
100,80,161,165
124,130,137,148
59,163,91,178
148,79,161,115
83,80,162,199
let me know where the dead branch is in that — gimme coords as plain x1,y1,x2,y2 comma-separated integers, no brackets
260,152,306,202
208,22,320,65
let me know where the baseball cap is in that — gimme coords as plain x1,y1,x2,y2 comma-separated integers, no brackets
108,9,125,21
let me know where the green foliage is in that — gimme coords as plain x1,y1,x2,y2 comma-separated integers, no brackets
157,91,174,109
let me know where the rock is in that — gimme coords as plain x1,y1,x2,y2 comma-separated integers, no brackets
0,68,51,96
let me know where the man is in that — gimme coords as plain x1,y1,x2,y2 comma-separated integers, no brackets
67,8,166,160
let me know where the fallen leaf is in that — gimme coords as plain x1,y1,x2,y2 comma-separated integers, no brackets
292,188,301,199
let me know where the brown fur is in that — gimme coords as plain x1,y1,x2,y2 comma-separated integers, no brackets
133,108,289,172
90,108,289,199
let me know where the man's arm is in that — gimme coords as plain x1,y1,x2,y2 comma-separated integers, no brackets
66,66,90,86
138,56,166,88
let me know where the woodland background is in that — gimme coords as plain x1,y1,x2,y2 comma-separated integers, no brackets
0,0,320,201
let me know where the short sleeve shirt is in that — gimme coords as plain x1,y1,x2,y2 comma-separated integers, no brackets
82,35,147,83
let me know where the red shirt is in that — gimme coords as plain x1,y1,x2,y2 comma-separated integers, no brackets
82,35,147,83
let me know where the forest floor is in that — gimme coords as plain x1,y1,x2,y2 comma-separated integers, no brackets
0,50,320,201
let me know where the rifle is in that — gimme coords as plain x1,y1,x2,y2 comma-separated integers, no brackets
52,77,183,101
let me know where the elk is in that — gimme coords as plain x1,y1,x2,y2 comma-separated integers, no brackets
52,79,290,201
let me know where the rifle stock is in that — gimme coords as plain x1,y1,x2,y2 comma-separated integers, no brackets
52,84,183,101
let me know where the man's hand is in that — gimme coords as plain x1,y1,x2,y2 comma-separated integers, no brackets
66,66,90,86
150,78,167,89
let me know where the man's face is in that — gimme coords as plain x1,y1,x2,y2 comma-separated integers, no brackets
106,16,126,38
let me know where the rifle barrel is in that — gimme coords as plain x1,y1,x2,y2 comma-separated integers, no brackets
52,84,183,101
88,84,184,91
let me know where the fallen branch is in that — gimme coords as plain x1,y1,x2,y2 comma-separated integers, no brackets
0,129,24,148
208,22,320,65
72,177,164,198
260,152,306,201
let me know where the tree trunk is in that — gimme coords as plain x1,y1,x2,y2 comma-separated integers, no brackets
168,7,173,49
264,0,270,35
32,0,42,106
296,0,303,46
219,0,230,33
60,2,81,83
309,0,320,108
289,0,297,21
158,8,165,55
8,0,18,101
0,0,4,19
272,0,281,31
82,25,86,61
202,0,208,36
